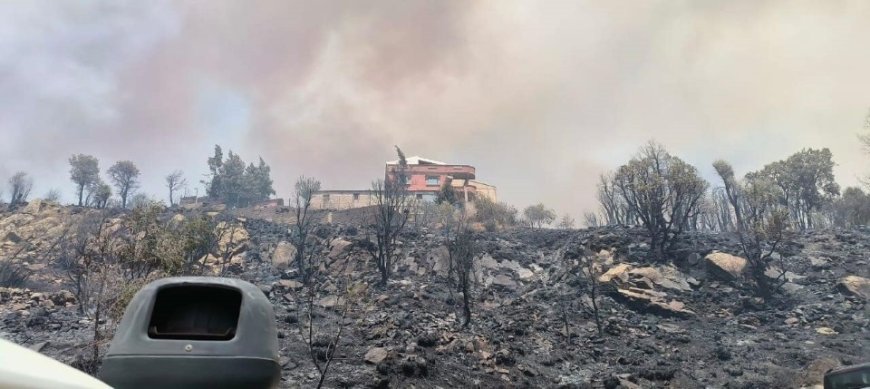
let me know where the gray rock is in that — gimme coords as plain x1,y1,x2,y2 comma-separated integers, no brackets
365,347,389,364
838,275,870,300
271,241,296,269
705,252,747,280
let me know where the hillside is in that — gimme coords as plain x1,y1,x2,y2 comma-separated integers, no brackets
0,202,868,388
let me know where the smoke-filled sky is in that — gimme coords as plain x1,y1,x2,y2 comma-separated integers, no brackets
1,1,868,218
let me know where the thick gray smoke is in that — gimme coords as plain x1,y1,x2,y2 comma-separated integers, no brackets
1,0,868,218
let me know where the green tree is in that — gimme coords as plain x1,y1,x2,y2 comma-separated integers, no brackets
69,154,100,206
523,203,556,229
714,160,790,300
219,151,247,207
205,145,224,198
246,157,276,203
613,142,708,259
204,145,275,207
473,197,517,231
107,160,140,208
832,187,870,228
87,179,112,209
748,148,839,230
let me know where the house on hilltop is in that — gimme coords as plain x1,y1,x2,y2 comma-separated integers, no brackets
311,156,497,211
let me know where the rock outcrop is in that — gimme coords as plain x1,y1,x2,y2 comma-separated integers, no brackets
271,241,295,269
838,275,870,300
1,207,868,389
704,251,747,280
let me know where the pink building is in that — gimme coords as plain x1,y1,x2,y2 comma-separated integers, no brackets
385,156,497,203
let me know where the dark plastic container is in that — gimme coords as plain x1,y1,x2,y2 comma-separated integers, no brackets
99,277,280,389
824,362,870,389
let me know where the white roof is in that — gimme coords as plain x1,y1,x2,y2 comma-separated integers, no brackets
386,156,447,165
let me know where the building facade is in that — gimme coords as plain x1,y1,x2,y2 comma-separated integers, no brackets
310,156,497,211
385,156,496,203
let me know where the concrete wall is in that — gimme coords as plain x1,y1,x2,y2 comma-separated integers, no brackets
469,180,497,202
311,191,376,210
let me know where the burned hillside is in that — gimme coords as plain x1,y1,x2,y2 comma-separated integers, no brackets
0,202,867,388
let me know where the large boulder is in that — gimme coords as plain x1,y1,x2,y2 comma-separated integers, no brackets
628,266,692,291
328,238,353,259
838,275,870,300
271,241,296,269
599,264,692,292
478,254,535,283
599,264,631,284
365,347,389,364
490,274,518,289
21,199,45,215
430,245,451,276
704,252,747,280
614,288,695,318
217,222,249,253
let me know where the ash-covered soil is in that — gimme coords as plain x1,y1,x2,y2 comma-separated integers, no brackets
1,203,868,388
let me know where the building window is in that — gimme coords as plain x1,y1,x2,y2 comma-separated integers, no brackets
322,194,330,204
426,176,440,186
353,193,360,200
416,194,423,199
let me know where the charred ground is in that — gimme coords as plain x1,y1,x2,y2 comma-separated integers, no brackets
0,202,868,388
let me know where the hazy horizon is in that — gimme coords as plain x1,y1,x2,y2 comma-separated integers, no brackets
1,1,868,218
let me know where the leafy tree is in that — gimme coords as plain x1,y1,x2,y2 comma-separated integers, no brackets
557,214,576,229
714,160,790,300
245,157,276,204
748,148,839,230
473,197,517,231
832,187,870,228
205,145,224,196
165,170,186,206
523,203,556,229
613,142,708,259
7,171,33,207
178,216,220,275
86,179,112,209
204,145,275,207
129,193,160,209
69,154,100,206
218,151,247,206
118,202,171,281
107,160,140,208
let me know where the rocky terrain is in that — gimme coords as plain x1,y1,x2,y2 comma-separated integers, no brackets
1,202,868,388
